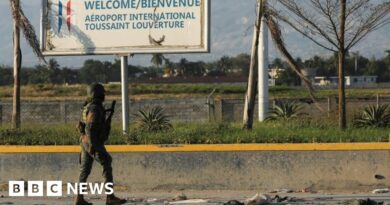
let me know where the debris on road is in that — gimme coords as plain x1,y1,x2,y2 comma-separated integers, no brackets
272,195,305,203
224,200,244,205
126,197,144,203
343,198,384,205
271,195,289,203
146,198,160,203
298,184,317,193
372,188,390,194
225,194,305,205
244,193,271,205
168,199,208,204
0,202,14,205
374,175,385,180
269,188,294,194
173,193,187,201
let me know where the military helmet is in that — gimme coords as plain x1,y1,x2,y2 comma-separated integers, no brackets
87,83,105,99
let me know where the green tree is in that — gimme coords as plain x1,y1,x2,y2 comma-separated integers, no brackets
183,62,205,77
177,58,188,76
28,65,51,84
231,53,250,75
151,53,165,68
61,67,79,84
48,59,63,84
270,58,286,69
365,57,387,82
0,67,13,85
277,67,301,86
79,59,107,84
163,58,176,77
217,56,233,74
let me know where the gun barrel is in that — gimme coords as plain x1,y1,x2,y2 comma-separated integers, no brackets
111,100,117,110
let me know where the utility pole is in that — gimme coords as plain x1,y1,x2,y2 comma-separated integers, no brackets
121,55,129,134
258,15,269,122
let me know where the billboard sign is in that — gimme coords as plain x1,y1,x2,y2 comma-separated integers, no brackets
40,0,210,55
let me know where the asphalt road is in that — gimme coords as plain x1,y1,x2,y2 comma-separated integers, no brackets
1,191,390,205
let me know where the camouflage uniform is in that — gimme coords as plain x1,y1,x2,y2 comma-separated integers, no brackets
79,99,113,184
75,83,126,205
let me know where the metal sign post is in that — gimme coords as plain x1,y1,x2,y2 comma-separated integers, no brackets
121,55,129,134
40,0,47,50
258,16,269,122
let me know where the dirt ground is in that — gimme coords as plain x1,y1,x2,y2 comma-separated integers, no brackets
1,190,389,205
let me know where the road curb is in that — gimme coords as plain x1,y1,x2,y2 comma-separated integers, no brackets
0,143,389,153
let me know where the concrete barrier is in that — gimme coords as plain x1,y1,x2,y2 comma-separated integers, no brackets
0,144,389,192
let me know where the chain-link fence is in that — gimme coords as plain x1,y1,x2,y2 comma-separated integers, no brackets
0,96,389,124
0,98,210,124
217,96,390,122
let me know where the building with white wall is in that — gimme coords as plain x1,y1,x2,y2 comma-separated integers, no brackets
314,76,377,87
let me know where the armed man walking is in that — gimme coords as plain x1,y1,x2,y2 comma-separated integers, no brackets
75,83,126,205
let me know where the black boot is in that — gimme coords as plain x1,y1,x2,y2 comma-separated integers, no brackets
106,194,127,205
74,194,93,205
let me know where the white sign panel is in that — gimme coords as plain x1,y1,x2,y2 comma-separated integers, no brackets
41,0,209,55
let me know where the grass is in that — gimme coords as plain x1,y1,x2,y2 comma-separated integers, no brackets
0,84,388,145
0,121,388,145
0,84,389,100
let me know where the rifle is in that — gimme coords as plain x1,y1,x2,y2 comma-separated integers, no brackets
103,100,116,142
106,100,116,122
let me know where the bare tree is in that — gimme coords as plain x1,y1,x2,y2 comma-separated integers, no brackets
10,0,45,129
270,0,390,129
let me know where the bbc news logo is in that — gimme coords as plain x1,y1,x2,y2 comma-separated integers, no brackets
9,181,114,197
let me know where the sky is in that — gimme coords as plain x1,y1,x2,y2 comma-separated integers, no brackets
0,0,389,68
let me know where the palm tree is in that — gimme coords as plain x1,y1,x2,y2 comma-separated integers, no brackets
10,0,45,128
151,53,165,68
